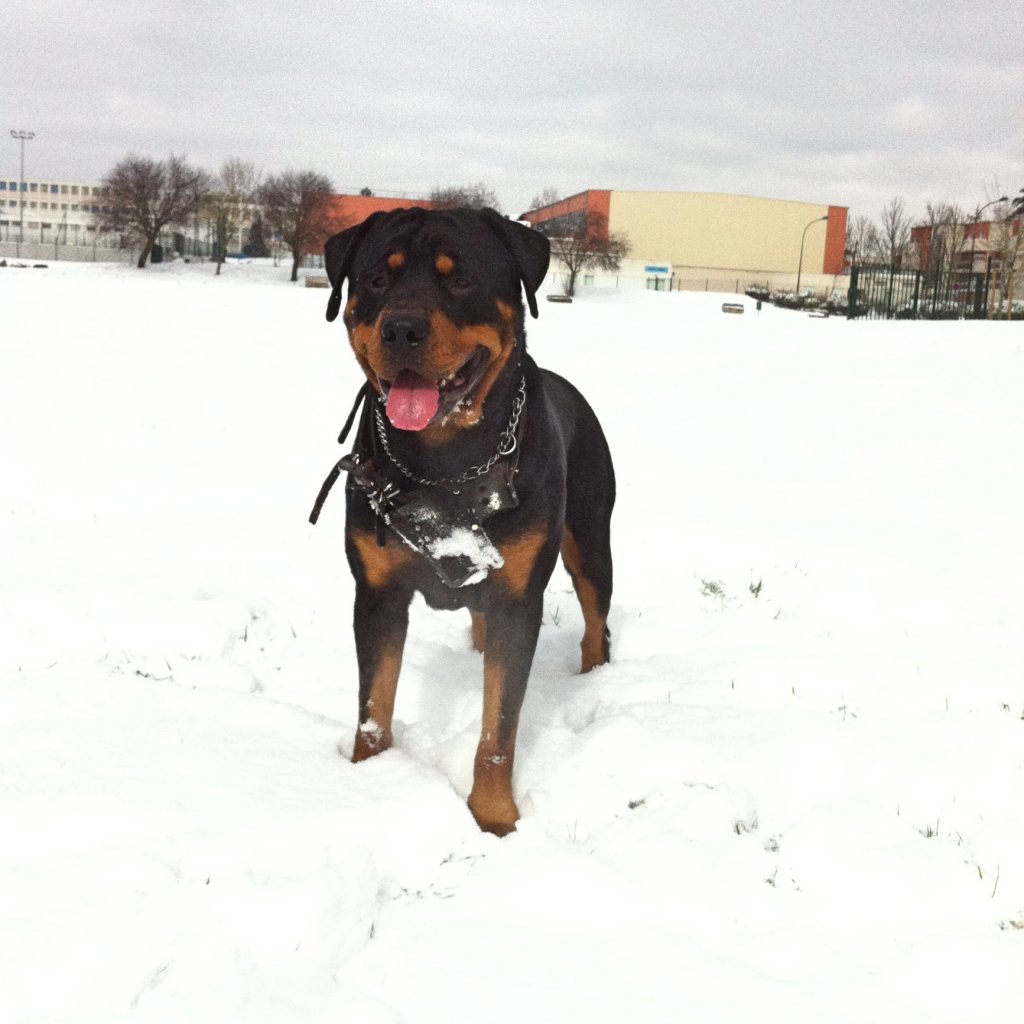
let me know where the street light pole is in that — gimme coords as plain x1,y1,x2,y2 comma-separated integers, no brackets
10,129,35,258
968,196,1008,273
967,196,1007,319
796,214,828,300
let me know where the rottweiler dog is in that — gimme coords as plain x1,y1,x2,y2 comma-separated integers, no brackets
315,206,614,836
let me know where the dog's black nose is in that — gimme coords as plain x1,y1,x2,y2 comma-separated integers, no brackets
381,314,430,349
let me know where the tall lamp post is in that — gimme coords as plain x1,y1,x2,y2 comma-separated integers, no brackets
795,214,828,300
968,196,1007,272
968,196,1007,320
10,129,35,258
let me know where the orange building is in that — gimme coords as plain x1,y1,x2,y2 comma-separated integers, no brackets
319,193,438,236
911,216,1022,273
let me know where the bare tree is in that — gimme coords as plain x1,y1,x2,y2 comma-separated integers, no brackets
100,154,210,268
916,202,942,272
429,182,502,212
205,158,261,276
259,170,346,282
943,203,967,275
987,195,1024,317
874,196,912,267
528,187,562,212
919,201,967,276
845,214,880,265
545,211,631,297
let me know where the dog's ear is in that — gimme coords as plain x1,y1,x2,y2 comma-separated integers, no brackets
323,212,386,323
478,209,550,319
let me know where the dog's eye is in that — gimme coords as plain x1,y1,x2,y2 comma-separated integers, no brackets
368,273,388,292
451,276,473,293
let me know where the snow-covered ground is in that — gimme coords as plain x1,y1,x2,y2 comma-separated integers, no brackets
2,258,1022,1022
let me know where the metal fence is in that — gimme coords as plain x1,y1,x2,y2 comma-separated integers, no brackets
848,265,988,320
0,229,219,265
0,240,129,263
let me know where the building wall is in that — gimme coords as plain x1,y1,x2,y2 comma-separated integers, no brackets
522,189,849,288
822,206,848,275
0,177,110,245
607,190,846,276
320,193,440,232
519,190,610,236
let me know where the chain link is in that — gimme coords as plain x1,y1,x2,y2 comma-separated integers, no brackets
374,376,526,487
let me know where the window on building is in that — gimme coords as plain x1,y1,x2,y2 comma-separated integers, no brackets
71,186,79,195
50,184,58,194
61,185,68,194
30,183,38,192
0,182,5,191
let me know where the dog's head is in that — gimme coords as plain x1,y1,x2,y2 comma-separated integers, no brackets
324,207,549,433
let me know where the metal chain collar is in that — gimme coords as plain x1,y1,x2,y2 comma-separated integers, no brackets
373,376,526,488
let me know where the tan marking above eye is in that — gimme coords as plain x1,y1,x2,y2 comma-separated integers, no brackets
435,254,455,275
387,252,405,270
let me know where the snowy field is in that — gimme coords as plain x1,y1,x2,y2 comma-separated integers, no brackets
2,258,1023,1022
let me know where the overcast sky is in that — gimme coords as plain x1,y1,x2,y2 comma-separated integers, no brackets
5,0,1022,224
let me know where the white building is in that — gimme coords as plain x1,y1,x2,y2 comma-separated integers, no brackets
0,176,111,246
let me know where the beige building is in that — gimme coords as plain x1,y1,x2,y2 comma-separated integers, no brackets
521,189,849,294
0,176,112,247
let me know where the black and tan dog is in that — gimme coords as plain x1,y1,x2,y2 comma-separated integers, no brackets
312,207,614,836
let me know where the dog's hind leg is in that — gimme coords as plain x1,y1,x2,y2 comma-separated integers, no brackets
560,525,612,672
560,397,615,672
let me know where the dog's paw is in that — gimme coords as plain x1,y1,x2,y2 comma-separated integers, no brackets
350,720,393,762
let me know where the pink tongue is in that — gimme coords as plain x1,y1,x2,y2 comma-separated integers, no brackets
386,369,440,431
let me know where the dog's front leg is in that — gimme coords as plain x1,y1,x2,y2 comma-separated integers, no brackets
351,580,411,762
467,599,542,836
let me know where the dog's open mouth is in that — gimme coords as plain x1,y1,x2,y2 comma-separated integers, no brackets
381,348,489,431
